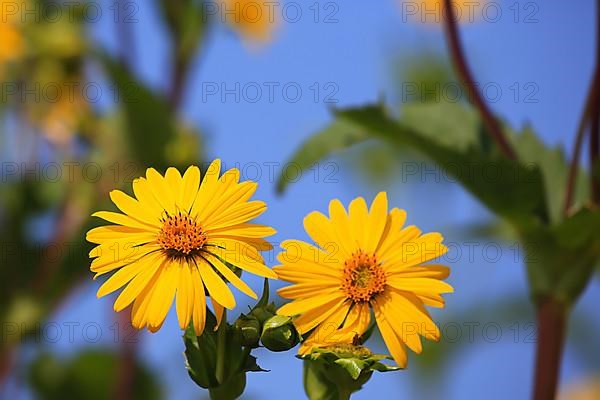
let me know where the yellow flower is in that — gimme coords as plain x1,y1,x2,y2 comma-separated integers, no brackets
87,161,277,335
0,3,25,69
275,192,453,367
220,0,277,43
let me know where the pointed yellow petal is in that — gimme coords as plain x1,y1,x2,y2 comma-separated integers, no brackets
109,190,161,226
146,168,177,214
96,251,161,298
372,297,408,367
277,291,345,317
176,260,194,330
180,166,201,212
190,265,207,335
194,258,235,309
203,253,257,299
364,192,388,252
347,197,368,249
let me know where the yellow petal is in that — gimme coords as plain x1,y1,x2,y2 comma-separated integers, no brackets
96,251,161,298
292,296,348,334
190,265,207,335
347,197,368,249
113,253,164,311
387,276,454,295
204,200,267,231
206,223,276,238
327,199,355,257
145,260,179,328
176,260,194,330
364,192,388,252
372,297,408,367
191,159,222,219
132,177,164,217
180,166,201,212
194,258,236,309
109,190,161,227
92,211,158,230
389,264,450,279
208,239,277,279
212,298,225,330
277,282,339,299
203,253,257,299
146,168,177,215
277,291,345,317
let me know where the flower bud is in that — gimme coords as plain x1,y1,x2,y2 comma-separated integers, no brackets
234,314,261,347
260,315,300,352
249,304,275,324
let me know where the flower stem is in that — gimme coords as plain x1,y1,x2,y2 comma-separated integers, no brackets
338,388,352,400
441,0,517,160
532,299,566,400
215,309,228,384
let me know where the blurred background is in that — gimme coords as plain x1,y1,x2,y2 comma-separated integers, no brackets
1,0,599,399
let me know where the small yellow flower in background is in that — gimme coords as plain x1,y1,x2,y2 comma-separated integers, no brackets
399,0,485,25
0,0,25,71
275,192,453,367
219,0,278,43
87,160,277,335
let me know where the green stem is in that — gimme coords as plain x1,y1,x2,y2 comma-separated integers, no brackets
215,309,228,384
337,388,352,400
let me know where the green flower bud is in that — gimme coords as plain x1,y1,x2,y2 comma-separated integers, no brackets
234,314,261,347
249,304,275,325
260,315,300,352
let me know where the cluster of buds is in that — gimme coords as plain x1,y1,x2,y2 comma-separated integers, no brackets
234,297,300,352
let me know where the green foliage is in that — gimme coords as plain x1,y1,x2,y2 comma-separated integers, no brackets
184,310,267,400
28,351,161,400
301,345,399,400
100,55,176,169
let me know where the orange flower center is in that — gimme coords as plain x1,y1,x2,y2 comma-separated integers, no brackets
158,212,206,257
342,251,386,303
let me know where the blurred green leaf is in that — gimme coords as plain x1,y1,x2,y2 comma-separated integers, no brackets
511,124,588,224
28,350,161,400
100,55,176,169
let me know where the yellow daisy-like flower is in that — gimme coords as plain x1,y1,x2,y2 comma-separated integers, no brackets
87,160,277,335
275,192,453,367
0,1,25,70
220,0,277,43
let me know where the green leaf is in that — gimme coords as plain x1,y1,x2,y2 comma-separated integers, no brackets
276,119,368,193
184,310,266,397
335,103,548,229
511,124,588,224
100,54,176,169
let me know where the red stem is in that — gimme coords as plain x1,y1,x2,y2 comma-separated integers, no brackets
532,299,566,400
442,0,517,160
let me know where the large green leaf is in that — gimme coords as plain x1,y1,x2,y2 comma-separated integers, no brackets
335,103,548,229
